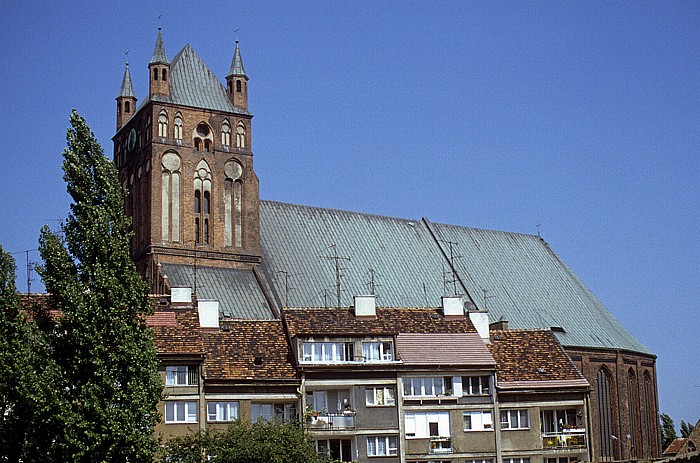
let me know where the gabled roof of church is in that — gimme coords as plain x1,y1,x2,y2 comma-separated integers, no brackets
258,200,651,354
150,44,249,115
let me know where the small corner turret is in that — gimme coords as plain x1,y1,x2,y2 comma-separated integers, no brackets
116,62,137,131
226,41,248,110
149,28,170,99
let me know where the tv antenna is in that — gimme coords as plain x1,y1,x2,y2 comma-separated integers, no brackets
277,270,302,308
482,288,495,311
366,268,381,295
439,240,462,295
322,244,350,308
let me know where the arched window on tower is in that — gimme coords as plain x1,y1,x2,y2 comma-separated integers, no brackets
236,122,246,149
125,101,130,113
628,369,639,458
221,120,231,147
174,114,183,141
224,161,243,248
597,367,615,461
236,80,242,92
162,68,167,81
158,111,168,138
153,68,159,81
161,152,181,243
193,160,212,245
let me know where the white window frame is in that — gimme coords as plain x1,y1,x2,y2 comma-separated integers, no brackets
301,342,354,363
362,341,393,362
503,458,531,463
365,386,396,406
165,401,197,424
463,375,491,395
464,410,494,431
207,401,239,422
467,459,494,463
251,402,296,422
403,376,449,397
404,411,451,439
367,435,398,457
500,409,530,430
165,366,197,386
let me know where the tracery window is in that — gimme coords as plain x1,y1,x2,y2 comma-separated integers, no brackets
224,161,243,247
158,111,168,138
193,122,213,152
221,120,231,146
628,369,638,458
194,160,212,244
174,114,183,140
597,367,615,461
236,122,246,148
161,152,181,242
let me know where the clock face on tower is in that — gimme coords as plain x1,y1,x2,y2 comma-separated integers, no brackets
127,128,137,152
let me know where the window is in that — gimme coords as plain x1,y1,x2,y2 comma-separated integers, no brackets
236,122,246,148
596,367,614,460
366,386,395,406
158,111,168,137
317,439,352,462
251,403,296,422
503,459,531,463
463,375,491,395
165,366,198,386
301,342,354,363
500,410,529,429
165,401,197,423
153,68,159,81
405,411,450,438
541,409,580,433
464,411,493,431
467,460,494,463
161,152,181,242
193,160,212,244
236,79,242,92
162,68,167,81
221,120,231,146
362,341,393,361
403,376,452,397
367,436,398,457
173,114,183,140
125,101,130,113
194,122,213,152
546,458,579,463
224,161,243,248
207,401,239,422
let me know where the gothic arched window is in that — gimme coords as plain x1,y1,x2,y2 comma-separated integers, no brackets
597,367,615,461
236,122,246,148
158,111,168,138
174,114,183,140
221,120,231,147
224,161,243,248
193,122,213,152
642,372,654,458
161,152,181,243
194,160,212,244
628,369,638,458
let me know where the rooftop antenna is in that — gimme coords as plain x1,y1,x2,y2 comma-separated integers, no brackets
277,270,302,308
25,250,36,295
322,244,350,308
438,240,461,295
157,13,163,30
537,224,541,238
124,49,129,64
423,282,428,308
482,288,495,311
366,268,381,295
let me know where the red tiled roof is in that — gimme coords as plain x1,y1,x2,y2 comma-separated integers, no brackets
150,310,204,355
146,311,176,326
283,307,476,337
202,320,297,381
664,438,687,456
488,329,588,389
396,333,495,366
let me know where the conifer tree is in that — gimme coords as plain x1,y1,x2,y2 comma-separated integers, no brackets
661,413,678,451
680,420,695,438
37,110,162,462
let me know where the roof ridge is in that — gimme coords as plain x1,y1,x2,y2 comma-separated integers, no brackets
261,199,424,225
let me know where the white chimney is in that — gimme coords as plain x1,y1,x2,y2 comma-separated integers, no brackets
354,295,376,317
171,287,192,305
469,310,490,343
198,299,220,328
442,296,464,317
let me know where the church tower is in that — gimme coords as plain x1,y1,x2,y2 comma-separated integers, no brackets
112,31,261,292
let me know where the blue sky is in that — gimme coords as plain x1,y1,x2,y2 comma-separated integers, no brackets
0,1,698,428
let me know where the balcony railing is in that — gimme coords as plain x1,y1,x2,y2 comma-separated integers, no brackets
542,429,587,449
308,412,355,430
430,437,453,454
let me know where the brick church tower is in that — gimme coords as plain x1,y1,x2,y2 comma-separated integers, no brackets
113,30,261,292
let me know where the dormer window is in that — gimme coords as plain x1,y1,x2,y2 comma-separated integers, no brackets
302,342,354,363
362,341,393,362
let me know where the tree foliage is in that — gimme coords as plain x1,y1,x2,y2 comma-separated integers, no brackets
680,420,695,439
160,420,334,463
23,110,163,462
661,413,678,450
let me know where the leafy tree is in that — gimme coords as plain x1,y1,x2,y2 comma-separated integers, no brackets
35,110,163,462
160,420,334,463
661,413,678,450
680,420,695,438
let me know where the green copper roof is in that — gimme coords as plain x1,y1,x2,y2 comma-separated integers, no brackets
116,63,135,98
149,29,169,65
256,200,651,354
227,41,247,78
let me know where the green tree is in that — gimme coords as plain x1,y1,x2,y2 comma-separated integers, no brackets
680,420,695,438
160,420,333,463
36,110,163,462
661,413,678,450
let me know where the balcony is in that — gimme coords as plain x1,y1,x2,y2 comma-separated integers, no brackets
542,429,587,449
429,437,453,454
308,412,355,430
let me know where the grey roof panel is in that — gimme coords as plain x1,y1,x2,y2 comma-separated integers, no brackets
161,263,274,320
258,201,651,354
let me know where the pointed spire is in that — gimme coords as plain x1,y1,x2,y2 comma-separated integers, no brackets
227,41,247,78
117,63,135,98
149,28,169,65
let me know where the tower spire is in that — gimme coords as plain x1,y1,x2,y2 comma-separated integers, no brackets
226,41,249,110
227,41,247,78
150,28,169,65
117,62,135,98
148,28,170,99
116,62,137,130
